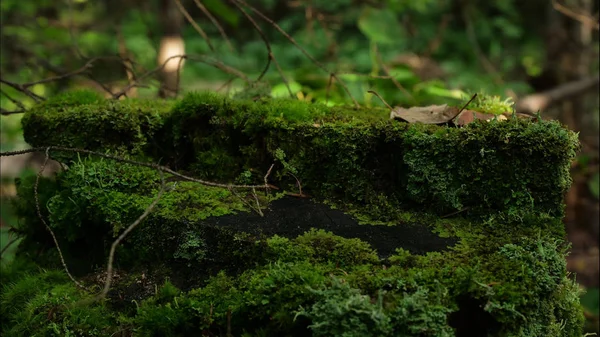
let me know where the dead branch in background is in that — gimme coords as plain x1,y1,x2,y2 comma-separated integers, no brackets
234,0,360,108
113,54,250,99
173,0,215,52
230,0,272,82
0,88,27,115
552,0,599,30
193,0,235,52
373,44,416,104
116,26,138,98
230,0,293,97
516,75,600,114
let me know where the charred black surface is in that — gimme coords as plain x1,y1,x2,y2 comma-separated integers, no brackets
210,196,458,258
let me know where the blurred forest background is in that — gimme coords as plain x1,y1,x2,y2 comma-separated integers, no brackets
0,0,598,333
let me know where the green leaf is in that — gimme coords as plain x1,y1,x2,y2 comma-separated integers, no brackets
357,7,402,45
588,172,600,199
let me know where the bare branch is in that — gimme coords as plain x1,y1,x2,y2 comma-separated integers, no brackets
0,235,21,258
552,0,599,30
373,44,415,104
34,147,86,290
0,79,44,102
1,146,272,190
0,108,27,116
233,0,359,108
173,0,215,52
0,88,26,110
113,54,250,99
230,0,271,82
516,75,600,114
96,170,167,301
193,0,235,52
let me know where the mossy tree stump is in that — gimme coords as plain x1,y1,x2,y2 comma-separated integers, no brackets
1,90,584,336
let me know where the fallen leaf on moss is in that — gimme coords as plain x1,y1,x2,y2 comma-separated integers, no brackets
453,110,498,126
389,104,460,124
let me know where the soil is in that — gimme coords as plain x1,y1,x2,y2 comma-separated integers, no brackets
210,196,458,258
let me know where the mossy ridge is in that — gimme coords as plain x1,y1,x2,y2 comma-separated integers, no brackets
21,89,174,163
21,90,578,221
1,230,583,336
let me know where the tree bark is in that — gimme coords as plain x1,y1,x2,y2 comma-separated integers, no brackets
157,0,185,98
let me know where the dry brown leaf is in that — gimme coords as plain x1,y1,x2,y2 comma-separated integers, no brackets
389,104,460,124
453,110,497,126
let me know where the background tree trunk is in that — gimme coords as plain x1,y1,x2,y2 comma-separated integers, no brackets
157,0,185,98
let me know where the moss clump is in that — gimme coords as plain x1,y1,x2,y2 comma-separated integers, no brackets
1,265,118,336
22,90,174,163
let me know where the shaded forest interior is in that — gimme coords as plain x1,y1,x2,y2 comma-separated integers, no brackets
1,0,599,333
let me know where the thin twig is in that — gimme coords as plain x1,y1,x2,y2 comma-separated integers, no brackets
264,163,274,188
34,147,86,289
230,0,271,82
367,90,393,111
96,171,166,301
0,236,21,258
0,88,26,110
193,0,235,52
1,146,271,190
113,54,250,99
459,93,478,113
0,79,44,102
552,0,599,30
251,187,264,216
234,0,359,108
68,0,86,59
173,0,215,52
373,44,416,104
1,108,27,116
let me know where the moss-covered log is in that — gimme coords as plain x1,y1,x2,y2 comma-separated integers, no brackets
1,90,584,336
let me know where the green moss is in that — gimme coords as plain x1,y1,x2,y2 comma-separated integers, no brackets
6,91,585,335
1,268,117,336
22,89,173,163
459,92,515,115
0,225,584,336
